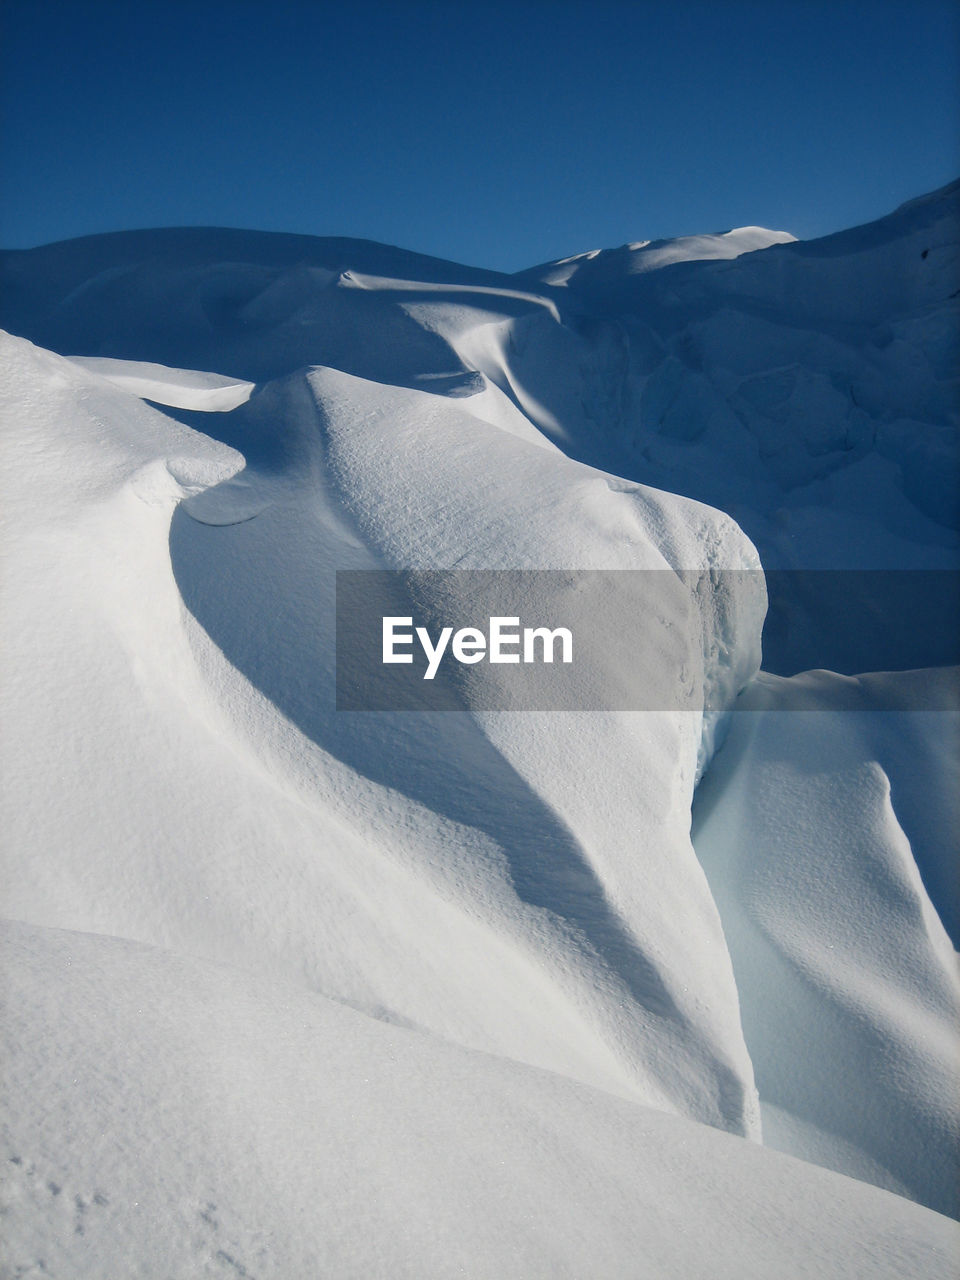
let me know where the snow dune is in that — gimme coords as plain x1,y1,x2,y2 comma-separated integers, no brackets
1,330,764,1131
0,181,957,1275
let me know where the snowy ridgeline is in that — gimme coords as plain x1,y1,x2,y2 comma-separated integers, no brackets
0,183,958,1277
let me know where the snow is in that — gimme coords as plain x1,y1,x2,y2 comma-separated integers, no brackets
3,918,957,1280
521,225,798,287
66,354,254,410
693,667,960,1219
0,330,764,1131
0,180,957,1275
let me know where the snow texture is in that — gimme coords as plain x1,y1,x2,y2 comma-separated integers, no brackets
0,181,958,1277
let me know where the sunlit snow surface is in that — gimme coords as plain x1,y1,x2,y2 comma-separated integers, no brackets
1,184,958,1276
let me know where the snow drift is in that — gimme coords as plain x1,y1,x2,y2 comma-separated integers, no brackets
0,181,957,1276
3,918,956,1280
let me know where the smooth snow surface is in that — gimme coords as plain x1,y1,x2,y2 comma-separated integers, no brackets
1,182,958,1277
3,920,957,1280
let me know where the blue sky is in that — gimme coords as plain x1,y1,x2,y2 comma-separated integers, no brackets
1,0,957,271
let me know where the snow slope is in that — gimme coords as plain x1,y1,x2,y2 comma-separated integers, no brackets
3,919,957,1280
3,187,955,586
520,225,798,287
0,330,762,1131
7,188,952,672
516,183,960,673
693,668,960,1218
1,183,958,1275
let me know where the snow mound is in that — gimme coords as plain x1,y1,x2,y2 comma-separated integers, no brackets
1,329,765,1143
3,918,957,1280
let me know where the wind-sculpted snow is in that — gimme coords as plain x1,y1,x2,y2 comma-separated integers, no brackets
0,226,530,389
0,331,764,1134
693,668,960,1218
66,354,255,411
3,189,955,654
184,362,764,1125
1,183,958,1275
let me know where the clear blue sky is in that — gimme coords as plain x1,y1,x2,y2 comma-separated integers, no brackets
1,0,957,271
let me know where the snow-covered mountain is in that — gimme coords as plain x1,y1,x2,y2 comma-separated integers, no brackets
1,184,958,1277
